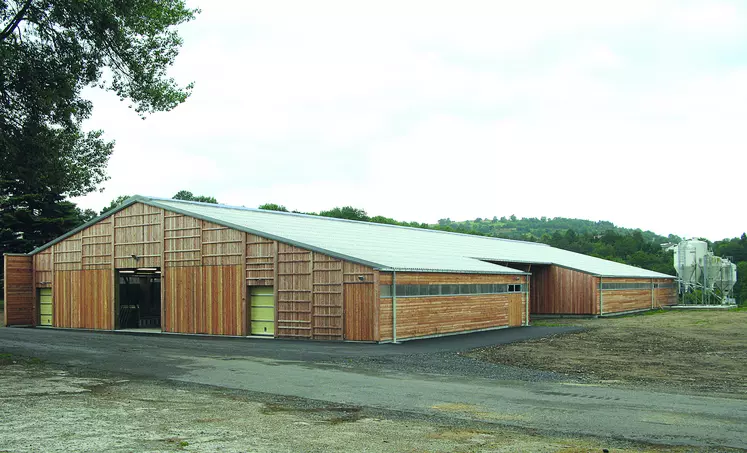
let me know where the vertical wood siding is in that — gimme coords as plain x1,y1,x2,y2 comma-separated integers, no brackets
33,250,53,288
202,265,243,335
276,243,313,338
312,252,344,340
530,265,600,315
378,273,525,341
162,265,242,335
201,221,243,266
163,266,202,333
113,203,163,268
53,270,113,329
343,262,377,341
246,233,276,286
54,232,82,271
163,211,202,267
3,255,34,326
81,219,113,270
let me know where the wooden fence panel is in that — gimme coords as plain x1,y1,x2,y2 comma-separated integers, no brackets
3,255,34,326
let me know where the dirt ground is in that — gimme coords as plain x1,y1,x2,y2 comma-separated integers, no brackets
0,356,736,453
468,309,747,399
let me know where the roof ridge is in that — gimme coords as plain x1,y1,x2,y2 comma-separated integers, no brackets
147,196,549,247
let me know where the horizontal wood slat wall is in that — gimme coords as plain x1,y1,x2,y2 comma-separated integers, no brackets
655,287,677,307
530,265,599,315
53,270,113,329
3,255,34,326
379,272,526,341
601,278,656,314
602,289,652,313
380,294,522,341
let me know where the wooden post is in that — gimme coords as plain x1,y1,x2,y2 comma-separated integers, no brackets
240,232,247,336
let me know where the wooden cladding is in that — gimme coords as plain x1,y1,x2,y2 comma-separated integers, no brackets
276,243,313,338
246,233,276,286
380,293,522,341
162,265,243,335
530,265,600,315
3,255,34,326
164,212,202,267
379,272,527,341
33,249,52,287
53,270,113,329
114,203,163,268
202,221,244,266
81,220,113,269
655,286,677,307
313,253,344,340
601,278,676,314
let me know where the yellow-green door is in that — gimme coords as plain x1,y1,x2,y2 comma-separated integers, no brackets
39,288,53,326
250,286,274,336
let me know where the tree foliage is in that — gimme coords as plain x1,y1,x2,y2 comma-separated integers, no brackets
98,194,131,214
172,190,217,204
1,0,198,198
0,0,198,289
258,203,288,212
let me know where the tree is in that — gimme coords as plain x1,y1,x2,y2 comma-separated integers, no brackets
258,203,289,212
0,1,198,263
172,191,217,204
100,195,132,215
319,207,369,222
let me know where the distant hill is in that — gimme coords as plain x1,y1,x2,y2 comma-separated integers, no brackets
435,216,681,245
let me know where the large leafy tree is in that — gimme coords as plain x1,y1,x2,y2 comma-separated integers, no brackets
1,0,198,289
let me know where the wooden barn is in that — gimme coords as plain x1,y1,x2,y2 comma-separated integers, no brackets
3,196,676,341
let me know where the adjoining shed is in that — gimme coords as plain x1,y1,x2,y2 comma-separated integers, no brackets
3,196,676,341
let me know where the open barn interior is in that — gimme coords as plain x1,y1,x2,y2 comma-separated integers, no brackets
116,269,161,330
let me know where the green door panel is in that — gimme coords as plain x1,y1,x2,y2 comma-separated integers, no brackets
38,288,53,326
250,286,274,336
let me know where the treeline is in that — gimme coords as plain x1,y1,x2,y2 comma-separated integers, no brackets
258,203,745,303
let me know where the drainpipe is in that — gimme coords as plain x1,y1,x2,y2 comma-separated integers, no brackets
599,277,604,316
392,271,398,344
525,274,530,326
651,278,655,309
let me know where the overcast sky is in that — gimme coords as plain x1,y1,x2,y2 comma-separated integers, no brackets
74,0,746,241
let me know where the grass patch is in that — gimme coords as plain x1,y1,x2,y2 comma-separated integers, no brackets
730,305,747,312
0,298,4,309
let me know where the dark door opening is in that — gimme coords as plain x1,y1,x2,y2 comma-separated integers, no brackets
117,270,161,329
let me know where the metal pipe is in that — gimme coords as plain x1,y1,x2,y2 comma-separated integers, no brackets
651,278,654,309
392,271,398,344
525,274,531,326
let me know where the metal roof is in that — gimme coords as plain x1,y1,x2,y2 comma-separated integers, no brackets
27,195,674,278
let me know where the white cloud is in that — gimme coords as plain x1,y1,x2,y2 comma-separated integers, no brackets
73,0,747,241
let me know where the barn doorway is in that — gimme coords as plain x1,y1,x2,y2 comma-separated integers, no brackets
116,269,161,330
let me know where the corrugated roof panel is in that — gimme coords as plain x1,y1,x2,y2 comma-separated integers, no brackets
147,197,674,278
